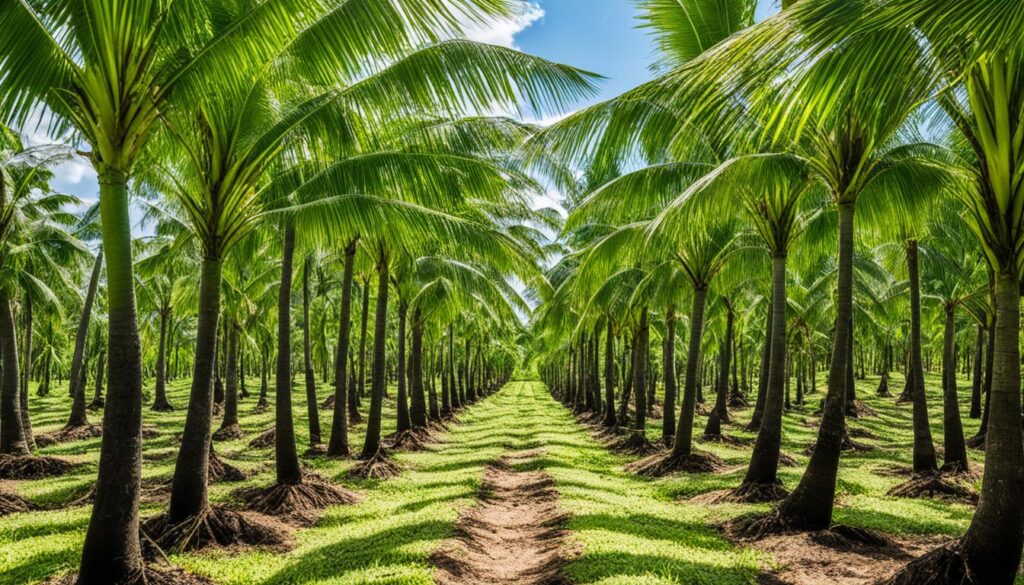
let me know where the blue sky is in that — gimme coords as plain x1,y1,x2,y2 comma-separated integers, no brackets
40,0,779,207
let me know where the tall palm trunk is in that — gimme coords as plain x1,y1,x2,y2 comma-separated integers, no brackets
941,304,968,471
168,257,223,522
0,289,27,455
662,309,676,438
353,278,370,420
603,319,616,427
396,302,410,433
302,258,321,446
152,305,173,411
748,301,772,430
672,287,707,458
218,322,240,434
360,248,390,459
744,254,788,486
410,310,427,428
775,202,853,529
906,239,938,473
960,268,1024,581
274,224,302,485
969,325,984,418
328,240,357,457
91,348,105,407
447,325,456,415
79,171,145,584
20,294,33,449
67,251,103,427
632,311,648,435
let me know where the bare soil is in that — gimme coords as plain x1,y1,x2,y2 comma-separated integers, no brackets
431,450,573,585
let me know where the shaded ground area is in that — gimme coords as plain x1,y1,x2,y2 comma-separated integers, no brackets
433,449,571,584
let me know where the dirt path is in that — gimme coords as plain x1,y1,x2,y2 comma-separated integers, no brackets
432,449,572,585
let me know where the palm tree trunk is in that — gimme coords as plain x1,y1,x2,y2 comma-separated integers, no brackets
302,258,321,446
748,299,772,430
274,224,302,485
79,170,145,584
360,248,390,459
633,310,648,435
906,239,938,473
91,348,105,407
776,202,854,529
168,256,223,522
969,325,984,418
941,305,968,471
672,286,707,458
20,294,34,450
353,278,370,421
447,325,456,415
328,240,357,457
744,254,788,485
410,310,427,428
396,302,410,433
0,289,27,455
219,322,240,432
67,251,103,427
960,268,1024,581
152,306,173,411
604,319,617,428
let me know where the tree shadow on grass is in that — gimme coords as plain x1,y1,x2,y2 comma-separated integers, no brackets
262,519,452,584
566,551,757,585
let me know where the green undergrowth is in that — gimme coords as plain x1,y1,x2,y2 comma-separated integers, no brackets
0,372,999,584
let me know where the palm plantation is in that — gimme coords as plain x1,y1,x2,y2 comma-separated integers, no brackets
0,1,1022,584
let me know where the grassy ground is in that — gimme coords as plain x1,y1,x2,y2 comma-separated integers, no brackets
0,371,995,584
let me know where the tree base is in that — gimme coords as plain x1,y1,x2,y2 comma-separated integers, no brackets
208,451,246,482
254,400,269,414
247,428,275,449
320,395,335,410
212,424,244,441
845,400,877,418
386,428,436,452
304,444,327,456
348,449,403,480
0,454,77,479
804,433,875,456
48,565,218,585
151,400,175,412
876,544,969,585
626,451,725,477
700,433,753,446
887,472,978,504
609,432,662,456
778,451,799,467
0,490,35,515
847,426,877,440
34,424,103,447
88,398,104,411
728,511,888,546
141,506,291,554
236,475,360,524
727,481,789,503
964,433,985,450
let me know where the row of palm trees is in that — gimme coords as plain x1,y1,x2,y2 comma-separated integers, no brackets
0,1,597,583
530,0,1024,583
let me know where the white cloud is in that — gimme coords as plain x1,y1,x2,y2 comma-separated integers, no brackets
462,3,544,49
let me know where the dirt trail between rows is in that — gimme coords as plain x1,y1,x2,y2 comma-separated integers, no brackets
432,449,572,585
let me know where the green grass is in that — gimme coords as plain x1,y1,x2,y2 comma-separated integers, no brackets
0,372,996,584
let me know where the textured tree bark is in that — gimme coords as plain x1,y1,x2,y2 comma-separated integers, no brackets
328,240,357,457
274,224,302,485
359,248,390,459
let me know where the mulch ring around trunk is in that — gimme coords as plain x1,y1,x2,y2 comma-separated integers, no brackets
385,427,439,452
67,475,174,507
609,431,664,456
626,450,725,477
699,433,754,447
886,472,978,505
234,472,361,525
430,450,575,585
141,505,293,554
247,428,275,449
209,450,247,482
804,434,876,456
687,481,790,505
0,488,36,515
721,518,952,585
347,448,403,480
45,564,218,585
212,423,245,441
0,454,80,479
34,424,103,447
